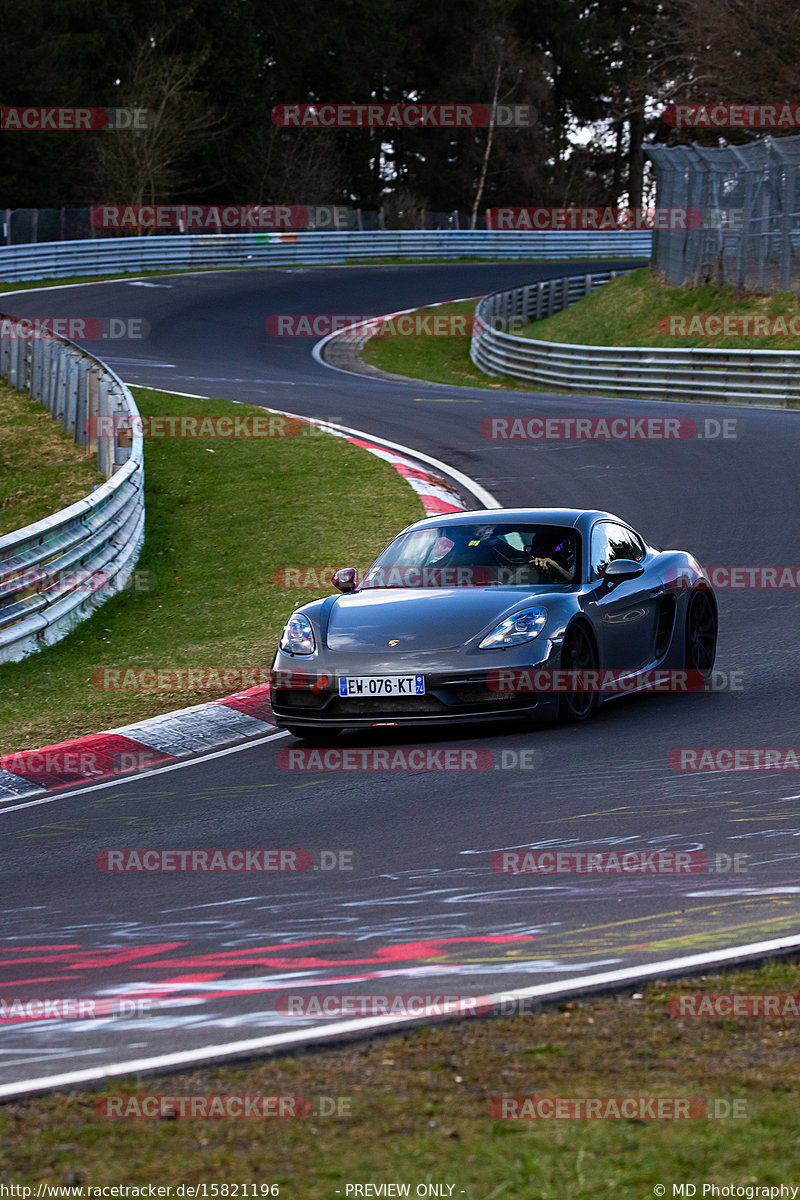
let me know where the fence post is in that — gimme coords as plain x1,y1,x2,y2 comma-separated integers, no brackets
86,366,101,457
72,352,87,446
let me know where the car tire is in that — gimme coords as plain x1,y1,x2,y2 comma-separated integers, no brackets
684,588,717,679
283,726,343,741
558,622,598,722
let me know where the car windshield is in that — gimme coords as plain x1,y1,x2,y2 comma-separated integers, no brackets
360,523,580,588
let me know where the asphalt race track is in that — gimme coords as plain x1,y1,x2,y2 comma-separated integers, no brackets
2,260,800,1096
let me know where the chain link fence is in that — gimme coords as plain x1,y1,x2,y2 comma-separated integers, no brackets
647,135,800,293
0,207,485,244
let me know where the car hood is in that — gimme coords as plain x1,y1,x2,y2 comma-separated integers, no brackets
324,587,549,652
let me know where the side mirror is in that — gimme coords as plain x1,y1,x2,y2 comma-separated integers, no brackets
601,558,646,586
332,567,358,593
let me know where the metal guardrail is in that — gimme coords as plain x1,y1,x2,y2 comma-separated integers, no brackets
0,318,145,663
0,231,653,282
471,270,800,404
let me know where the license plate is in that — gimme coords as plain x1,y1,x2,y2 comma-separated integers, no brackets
338,675,425,697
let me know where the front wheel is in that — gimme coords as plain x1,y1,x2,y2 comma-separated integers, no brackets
559,623,598,722
685,588,717,679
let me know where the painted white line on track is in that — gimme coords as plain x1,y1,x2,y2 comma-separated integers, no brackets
0,730,289,814
2,931,800,1099
0,277,185,297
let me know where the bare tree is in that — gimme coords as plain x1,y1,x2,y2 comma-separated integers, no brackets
92,27,220,216
380,186,428,229
229,125,350,205
665,0,800,107
466,32,538,228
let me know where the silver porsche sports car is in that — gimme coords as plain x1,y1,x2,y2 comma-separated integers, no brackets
270,508,717,737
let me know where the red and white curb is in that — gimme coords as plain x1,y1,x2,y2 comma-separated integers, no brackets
339,434,466,513
0,419,475,801
0,686,276,801
311,293,482,385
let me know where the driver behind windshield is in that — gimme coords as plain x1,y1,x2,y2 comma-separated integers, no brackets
362,525,577,586
529,532,575,583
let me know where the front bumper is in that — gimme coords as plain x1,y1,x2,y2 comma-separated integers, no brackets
269,647,563,730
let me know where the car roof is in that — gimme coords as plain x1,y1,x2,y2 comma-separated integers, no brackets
406,507,622,531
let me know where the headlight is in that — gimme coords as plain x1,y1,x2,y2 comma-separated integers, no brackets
280,612,316,655
479,606,547,650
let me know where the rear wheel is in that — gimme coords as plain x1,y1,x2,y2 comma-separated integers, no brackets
559,623,598,722
685,588,717,679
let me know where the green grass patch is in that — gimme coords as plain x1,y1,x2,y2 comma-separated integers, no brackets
521,266,800,351
359,270,800,403
3,958,800,1189
0,382,104,535
0,388,421,753
360,299,530,390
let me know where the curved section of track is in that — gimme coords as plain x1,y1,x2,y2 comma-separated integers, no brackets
2,260,799,1096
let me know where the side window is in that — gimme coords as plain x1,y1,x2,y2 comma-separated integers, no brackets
590,524,613,579
608,523,645,563
590,523,645,578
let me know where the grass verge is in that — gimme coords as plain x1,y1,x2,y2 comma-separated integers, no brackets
0,388,421,753
360,270,800,403
360,299,529,390
2,958,800,1190
0,382,104,535
522,266,800,350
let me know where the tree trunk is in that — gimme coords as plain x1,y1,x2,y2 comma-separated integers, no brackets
628,107,645,208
